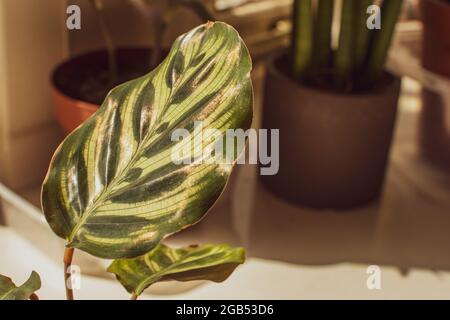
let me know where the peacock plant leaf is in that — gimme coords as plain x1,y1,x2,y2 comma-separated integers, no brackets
41,21,253,259
108,243,245,296
0,272,41,300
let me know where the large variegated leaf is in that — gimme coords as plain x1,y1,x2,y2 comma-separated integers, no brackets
41,21,253,259
0,272,41,300
108,243,245,296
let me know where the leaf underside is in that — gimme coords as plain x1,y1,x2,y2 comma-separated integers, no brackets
108,243,245,295
0,271,41,300
41,22,253,259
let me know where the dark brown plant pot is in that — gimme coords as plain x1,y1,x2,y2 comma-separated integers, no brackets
51,47,156,134
420,0,450,169
260,54,401,210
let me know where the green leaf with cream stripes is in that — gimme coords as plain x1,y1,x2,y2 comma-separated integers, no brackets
108,243,245,296
41,21,253,259
0,272,41,300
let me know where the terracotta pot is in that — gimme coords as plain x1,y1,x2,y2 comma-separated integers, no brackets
420,0,450,169
51,88,98,135
51,47,153,134
260,54,401,210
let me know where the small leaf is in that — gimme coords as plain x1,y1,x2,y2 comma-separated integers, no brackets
0,272,41,300
41,22,253,259
108,243,245,296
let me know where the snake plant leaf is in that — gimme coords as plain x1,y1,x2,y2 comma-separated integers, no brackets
41,21,253,259
0,271,41,300
108,243,245,296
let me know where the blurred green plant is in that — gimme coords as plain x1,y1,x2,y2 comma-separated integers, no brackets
131,0,214,69
89,0,118,84
89,0,215,85
292,0,403,92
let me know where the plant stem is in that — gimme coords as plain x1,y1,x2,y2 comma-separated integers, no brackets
353,0,372,75
363,0,403,87
314,0,334,73
147,1,213,70
30,293,39,300
64,247,75,300
90,0,117,84
334,0,356,91
130,293,138,300
292,0,314,81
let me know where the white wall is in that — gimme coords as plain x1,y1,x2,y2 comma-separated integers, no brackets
0,0,68,190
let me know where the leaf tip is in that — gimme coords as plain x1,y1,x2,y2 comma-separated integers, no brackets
28,271,42,290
